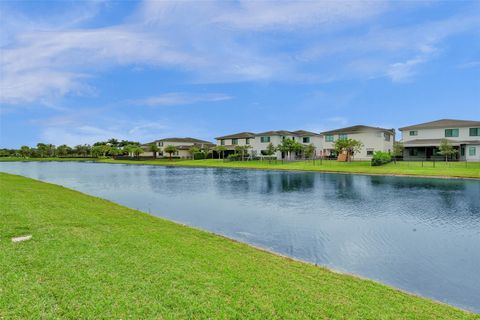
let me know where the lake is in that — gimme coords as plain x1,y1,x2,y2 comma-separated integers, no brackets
1,161,479,312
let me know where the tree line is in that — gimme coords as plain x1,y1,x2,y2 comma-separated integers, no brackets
0,139,143,158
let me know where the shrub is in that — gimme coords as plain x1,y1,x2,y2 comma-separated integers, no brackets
371,151,392,166
227,154,241,161
193,152,206,160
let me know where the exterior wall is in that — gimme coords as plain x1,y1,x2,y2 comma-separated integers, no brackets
216,137,254,147
401,127,478,143
465,144,480,162
322,130,394,160
252,134,323,159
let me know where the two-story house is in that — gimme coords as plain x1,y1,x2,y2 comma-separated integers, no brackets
320,125,395,160
252,130,322,159
399,119,480,161
216,130,323,159
141,137,214,158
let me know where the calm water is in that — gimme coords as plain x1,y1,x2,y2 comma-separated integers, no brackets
1,162,480,312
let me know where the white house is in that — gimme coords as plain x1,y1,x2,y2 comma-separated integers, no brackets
216,130,323,160
141,137,214,158
399,119,480,161
320,125,395,160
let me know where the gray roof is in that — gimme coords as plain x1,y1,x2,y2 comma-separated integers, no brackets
403,139,480,147
256,130,320,137
399,119,480,131
215,132,256,140
153,137,213,144
320,125,395,135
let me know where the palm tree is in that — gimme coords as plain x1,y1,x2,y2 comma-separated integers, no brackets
202,145,212,159
215,145,226,159
189,146,200,159
19,146,31,158
36,143,48,158
164,145,178,160
149,144,160,159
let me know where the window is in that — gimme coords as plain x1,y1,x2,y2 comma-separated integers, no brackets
339,134,348,140
409,148,418,156
367,149,374,156
302,137,310,143
260,136,270,143
409,131,418,136
470,128,480,136
384,133,391,141
220,140,225,146
232,138,238,145
325,135,334,142
158,142,164,147
445,128,459,137
469,146,476,156
246,138,250,145
461,146,465,156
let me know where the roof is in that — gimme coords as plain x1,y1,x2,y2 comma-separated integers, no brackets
256,130,320,137
215,132,256,139
403,139,480,147
399,119,480,131
320,125,395,135
144,137,213,144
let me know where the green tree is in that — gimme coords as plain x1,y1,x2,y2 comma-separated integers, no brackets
304,144,316,159
265,142,276,156
109,147,121,158
36,143,48,158
107,138,119,147
149,144,160,159
438,139,457,162
92,144,111,157
392,141,404,163
276,138,294,160
235,145,251,161
202,145,212,159
334,138,364,161
74,144,91,157
19,146,31,158
56,144,71,157
164,145,178,160
214,145,226,159
189,146,200,159
132,146,144,159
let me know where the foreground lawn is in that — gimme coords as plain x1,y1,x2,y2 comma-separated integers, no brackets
1,157,479,178
0,173,477,319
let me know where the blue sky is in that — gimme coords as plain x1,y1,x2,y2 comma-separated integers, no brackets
0,0,479,148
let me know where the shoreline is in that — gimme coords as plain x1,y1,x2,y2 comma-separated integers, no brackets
1,172,476,315
1,157,479,180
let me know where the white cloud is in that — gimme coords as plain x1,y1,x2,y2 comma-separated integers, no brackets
132,92,232,107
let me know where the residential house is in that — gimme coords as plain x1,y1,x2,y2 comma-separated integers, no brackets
320,125,395,160
399,119,480,161
141,137,214,158
215,132,257,157
216,130,323,159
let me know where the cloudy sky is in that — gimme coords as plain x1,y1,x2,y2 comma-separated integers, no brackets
1,0,479,147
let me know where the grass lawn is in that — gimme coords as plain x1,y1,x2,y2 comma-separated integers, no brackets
1,157,479,178
1,173,478,319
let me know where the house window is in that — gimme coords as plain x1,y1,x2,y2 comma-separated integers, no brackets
246,138,250,145
445,128,459,137
409,131,418,136
470,128,480,136
469,146,476,156
384,133,391,141
339,134,348,140
220,140,225,146
325,135,334,142
158,142,164,147
232,138,238,145
302,137,310,143
409,148,418,156
260,136,270,143
367,149,374,156
461,146,465,156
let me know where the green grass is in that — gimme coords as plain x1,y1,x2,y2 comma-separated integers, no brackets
1,173,478,319
3,157,478,178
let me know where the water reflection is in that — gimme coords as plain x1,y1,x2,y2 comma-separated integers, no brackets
0,161,479,312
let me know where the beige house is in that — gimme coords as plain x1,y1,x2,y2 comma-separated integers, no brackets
216,130,323,159
320,125,395,160
399,119,480,161
141,137,214,158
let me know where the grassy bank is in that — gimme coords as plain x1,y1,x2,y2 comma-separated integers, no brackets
0,173,477,319
2,157,478,178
